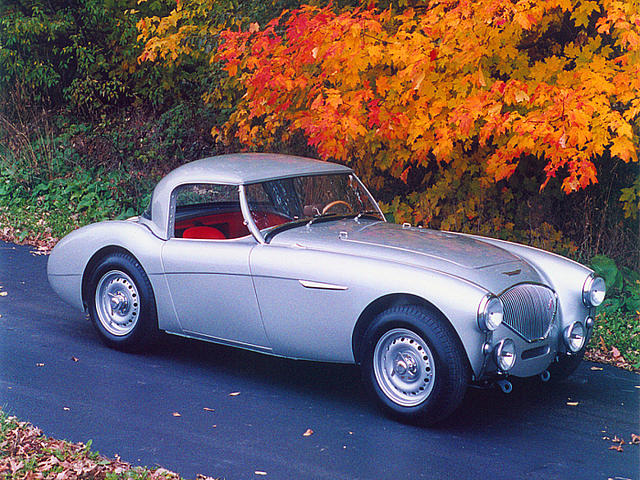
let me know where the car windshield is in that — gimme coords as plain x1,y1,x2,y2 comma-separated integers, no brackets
244,173,383,236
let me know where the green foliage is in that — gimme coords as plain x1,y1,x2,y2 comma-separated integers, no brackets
0,0,200,113
0,165,151,243
591,255,640,315
619,170,640,219
589,309,640,369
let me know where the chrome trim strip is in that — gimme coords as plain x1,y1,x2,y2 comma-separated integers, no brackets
298,280,348,291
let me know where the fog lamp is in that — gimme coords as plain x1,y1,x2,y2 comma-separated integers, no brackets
494,338,517,372
563,322,586,353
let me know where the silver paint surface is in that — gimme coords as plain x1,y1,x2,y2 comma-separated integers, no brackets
47,154,597,381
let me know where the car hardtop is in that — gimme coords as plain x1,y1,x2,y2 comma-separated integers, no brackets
148,153,353,239
158,153,352,188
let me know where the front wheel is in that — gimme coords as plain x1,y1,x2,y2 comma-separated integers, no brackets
361,306,469,425
87,252,159,352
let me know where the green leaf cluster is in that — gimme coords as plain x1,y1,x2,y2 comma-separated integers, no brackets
0,0,206,113
591,255,640,315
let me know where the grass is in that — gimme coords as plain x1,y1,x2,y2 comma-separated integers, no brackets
0,408,208,480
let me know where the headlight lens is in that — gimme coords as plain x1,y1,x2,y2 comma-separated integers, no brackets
494,338,517,371
582,275,606,307
564,322,586,352
478,296,504,331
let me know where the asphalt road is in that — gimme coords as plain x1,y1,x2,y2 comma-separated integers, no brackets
1,240,638,480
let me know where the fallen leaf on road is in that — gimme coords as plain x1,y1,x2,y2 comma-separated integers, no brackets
229,392,240,396
9,458,24,474
203,407,215,412
72,356,79,362
590,366,603,371
631,434,640,444
63,407,70,411
172,412,181,417
609,444,624,452
254,471,267,476
0,292,7,296
566,401,579,406
610,346,623,361
154,468,178,477
303,428,314,437
36,363,45,367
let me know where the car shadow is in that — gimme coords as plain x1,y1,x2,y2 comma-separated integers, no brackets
143,333,583,430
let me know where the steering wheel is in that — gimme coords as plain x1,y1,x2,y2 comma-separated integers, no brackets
322,200,353,214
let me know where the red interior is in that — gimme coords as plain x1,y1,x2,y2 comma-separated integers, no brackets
175,210,289,240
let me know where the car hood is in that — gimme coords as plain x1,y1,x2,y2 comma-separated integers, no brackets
269,219,545,294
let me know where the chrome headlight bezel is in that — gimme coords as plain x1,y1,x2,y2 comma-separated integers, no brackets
478,295,504,332
582,274,606,307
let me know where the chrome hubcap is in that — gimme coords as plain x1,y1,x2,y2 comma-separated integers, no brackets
95,270,139,336
373,328,435,407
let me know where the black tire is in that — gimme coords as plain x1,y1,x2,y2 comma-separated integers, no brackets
86,252,159,352
360,305,469,425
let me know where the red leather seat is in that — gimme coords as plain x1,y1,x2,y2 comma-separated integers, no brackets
182,226,226,240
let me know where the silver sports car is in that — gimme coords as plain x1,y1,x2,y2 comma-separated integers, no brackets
48,153,606,424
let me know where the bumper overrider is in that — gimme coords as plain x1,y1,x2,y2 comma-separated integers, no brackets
475,276,604,383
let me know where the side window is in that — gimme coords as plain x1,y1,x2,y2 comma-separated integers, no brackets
172,184,250,240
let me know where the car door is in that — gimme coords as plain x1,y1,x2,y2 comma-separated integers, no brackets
249,242,362,363
161,183,271,351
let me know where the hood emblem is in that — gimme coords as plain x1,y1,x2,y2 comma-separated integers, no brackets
502,269,521,276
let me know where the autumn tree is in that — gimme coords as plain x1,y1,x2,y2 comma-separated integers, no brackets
139,0,639,256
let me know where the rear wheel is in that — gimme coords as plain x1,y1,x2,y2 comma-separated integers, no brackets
360,305,469,425
87,252,158,351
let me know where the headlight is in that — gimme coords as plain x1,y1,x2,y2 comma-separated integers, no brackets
478,296,504,331
564,322,586,352
494,338,516,371
582,275,606,307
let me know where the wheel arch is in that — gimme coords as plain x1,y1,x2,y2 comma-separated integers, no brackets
352,293,470,371
81,245,143,310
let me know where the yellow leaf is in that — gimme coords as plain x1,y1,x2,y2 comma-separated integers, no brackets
302,428,314,436
515,90,529,103
611,136,637,162
478,66,486,87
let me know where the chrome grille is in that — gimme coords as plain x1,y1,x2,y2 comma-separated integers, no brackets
500,284,556,342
